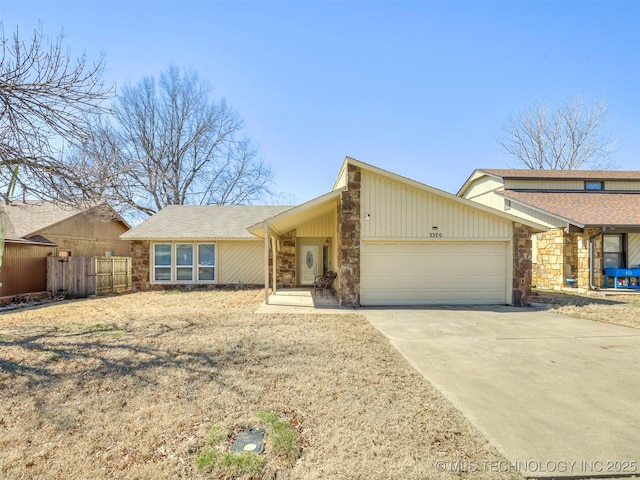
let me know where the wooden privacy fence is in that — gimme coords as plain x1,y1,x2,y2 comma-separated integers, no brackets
47,256,132,297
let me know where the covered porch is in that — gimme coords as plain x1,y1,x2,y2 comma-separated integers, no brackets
248,189,344,306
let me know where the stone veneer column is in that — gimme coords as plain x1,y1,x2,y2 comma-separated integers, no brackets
578,228,603,289
131,240,150,292
533,228,567,290
512,223,532,307
274,230,296,288
534,227,601,291
336,164,361,306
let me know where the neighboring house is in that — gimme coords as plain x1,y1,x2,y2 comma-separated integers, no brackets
458,169,640,291
124,158,546,306
0,201,131,299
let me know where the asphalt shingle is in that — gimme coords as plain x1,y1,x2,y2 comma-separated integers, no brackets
498,191,640,226
121,205,294,240
1,201,84,241
480,169,640,180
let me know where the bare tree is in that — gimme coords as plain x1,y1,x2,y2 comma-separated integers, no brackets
77,66,274,218
499,97,617,170
0,26,112,274
0,27,113,202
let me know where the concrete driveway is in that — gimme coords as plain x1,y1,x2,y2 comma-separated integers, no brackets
361,306,640,478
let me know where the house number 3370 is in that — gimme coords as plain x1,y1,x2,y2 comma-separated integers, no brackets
429,232,443,238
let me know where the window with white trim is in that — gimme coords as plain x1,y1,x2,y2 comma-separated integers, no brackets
153,244,172,281
152,242,216,283
176,244,194,281
198,244,215,281
603,234,625,269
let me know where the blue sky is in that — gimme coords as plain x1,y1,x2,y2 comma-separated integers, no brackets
1,0,638,204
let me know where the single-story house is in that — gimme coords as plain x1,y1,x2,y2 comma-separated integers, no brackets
121,205,292,290
457,169,640,291
1,201,131,299
123,157,547,306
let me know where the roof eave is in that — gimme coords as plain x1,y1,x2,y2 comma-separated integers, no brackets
497,193,586,229
248,189,343,238
456,169,505,196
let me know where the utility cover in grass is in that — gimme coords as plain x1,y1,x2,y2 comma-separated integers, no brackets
230,428,265,454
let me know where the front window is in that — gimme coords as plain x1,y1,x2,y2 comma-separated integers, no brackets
603,234,624,269
154,244,172,281
198,244,215,281
152,242,216,283
176,244,194,281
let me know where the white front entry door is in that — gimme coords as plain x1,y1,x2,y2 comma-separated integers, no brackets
300,244,319,285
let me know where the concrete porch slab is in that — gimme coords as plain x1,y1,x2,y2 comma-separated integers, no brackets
255,288,354,314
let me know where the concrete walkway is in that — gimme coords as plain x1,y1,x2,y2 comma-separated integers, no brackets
361,306,640,479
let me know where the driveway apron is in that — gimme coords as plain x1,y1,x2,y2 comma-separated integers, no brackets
360,306,640,478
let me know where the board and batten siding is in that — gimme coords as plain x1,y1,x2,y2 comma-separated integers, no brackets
1,243,56,297
461,178,564,229
296,213,336,237
504,180,587,190
504,179,640,191
460,176,505,209
506,203,565,229
218,240,264,285
629,233,640,268
40,215,130,257
361,170,512,240
606,181,640,191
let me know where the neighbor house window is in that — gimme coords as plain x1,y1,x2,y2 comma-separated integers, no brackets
198,244,215,281
152,242,216,283
176,244,194,281
603,234,624,269
154,244,172,281
585,181,604,190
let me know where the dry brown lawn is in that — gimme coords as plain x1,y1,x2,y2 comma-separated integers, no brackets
0,289,521,480
532,289,640,330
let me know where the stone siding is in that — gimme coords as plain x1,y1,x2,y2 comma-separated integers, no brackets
512,223,533,307
131,240,151,292
336,163,361,306
533,227,603,291
274,230,296,288
534,228,568,290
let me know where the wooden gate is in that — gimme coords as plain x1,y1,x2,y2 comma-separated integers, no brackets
47,256,132,297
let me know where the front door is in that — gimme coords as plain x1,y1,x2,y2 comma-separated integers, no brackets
300,244,319,285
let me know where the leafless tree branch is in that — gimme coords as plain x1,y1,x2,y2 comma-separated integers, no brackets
76,65,274,218
0,27,113,203
498,97,617,170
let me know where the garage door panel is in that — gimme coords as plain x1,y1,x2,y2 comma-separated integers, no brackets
361,242,508,305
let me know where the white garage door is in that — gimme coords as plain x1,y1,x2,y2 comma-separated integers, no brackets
361,242,509,305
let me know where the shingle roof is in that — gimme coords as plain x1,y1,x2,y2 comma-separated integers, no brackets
479,169,640,180
2,201,85,241
498,191,640,227
121,205,294,240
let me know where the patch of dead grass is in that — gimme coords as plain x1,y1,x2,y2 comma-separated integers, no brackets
533,290,640,330
0,289,520,479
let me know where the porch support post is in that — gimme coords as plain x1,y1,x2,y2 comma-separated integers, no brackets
271,236,277,295
264,222,270,305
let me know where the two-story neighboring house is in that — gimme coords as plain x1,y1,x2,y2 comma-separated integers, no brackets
458,169,640,292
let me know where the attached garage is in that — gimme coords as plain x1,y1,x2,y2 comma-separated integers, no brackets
361,241,509,305
252,157,544,307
